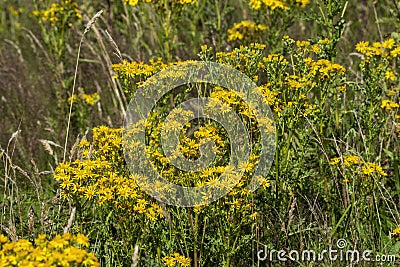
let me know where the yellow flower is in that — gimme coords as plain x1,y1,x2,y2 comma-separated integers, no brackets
163,253,191,267
74,169,88,180
261,178,271,189
381,99,399,111
362,162,387,176
137,198,148,206
385,71,396,81
0,233,98,266
33,0,81,27
8,6,20,16
382,38,395,49
84,186,96,200
60,178,73,189
296,40,311,47
249,0,289,10
249,0,262,9
193,205,202,213
78,139,90,148
75,233,89,247
146,208,158,221
227,30,244,41
0,235,9,244
83,93,100,105
355,41,369,54
178,256,191,267
391,46,400,57
163,256,176,267
250,212,258,220
118,185,132,199
344,155,361,166
392,226,400,241
312,44,321,54
298,0,310,7
125,0,139,6
330,155,361,167
318,38,330,45
227,20,268,42
134,204,146,214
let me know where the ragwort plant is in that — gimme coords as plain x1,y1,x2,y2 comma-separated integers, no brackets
56,10,400,265
58,40,389,266
55,66,274,265
2,0,400,266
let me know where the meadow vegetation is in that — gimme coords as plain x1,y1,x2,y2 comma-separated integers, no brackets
0,0,400,266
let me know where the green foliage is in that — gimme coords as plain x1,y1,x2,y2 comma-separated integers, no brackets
1,0,400,266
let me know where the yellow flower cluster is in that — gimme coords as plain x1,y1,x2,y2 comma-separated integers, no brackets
211,38,343,122
296,41,319,54
249,0,309,10
8,6,23,16
0,233,98,267
115,75,272,204
114,41,342,115
283,37,331,56
249,0,289,10
55,126,165,221
112,58,170,78
330,155,387,176
142,114,229,187
114,43,330,125
264,53,288,64
124,0,197,7
263,38,344,81
294,0,310,7
392,226,400,241
215,43,266,78
252,41,343,119
68,89,100,106
356,38,400,61
227,20,268,42
361,162,387,177
255,84,283,115
162,253,191,267
112,58,169,80
381,99,399,111
112,58,188,94
208,86,276,135
32,0,82,27
55,159,110,199
303,59,346,80
330,155,359,166
91,126,123,163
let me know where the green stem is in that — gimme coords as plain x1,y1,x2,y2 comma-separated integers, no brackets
215,0,221,51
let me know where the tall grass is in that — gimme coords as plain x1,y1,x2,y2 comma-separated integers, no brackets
0,0,399,266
